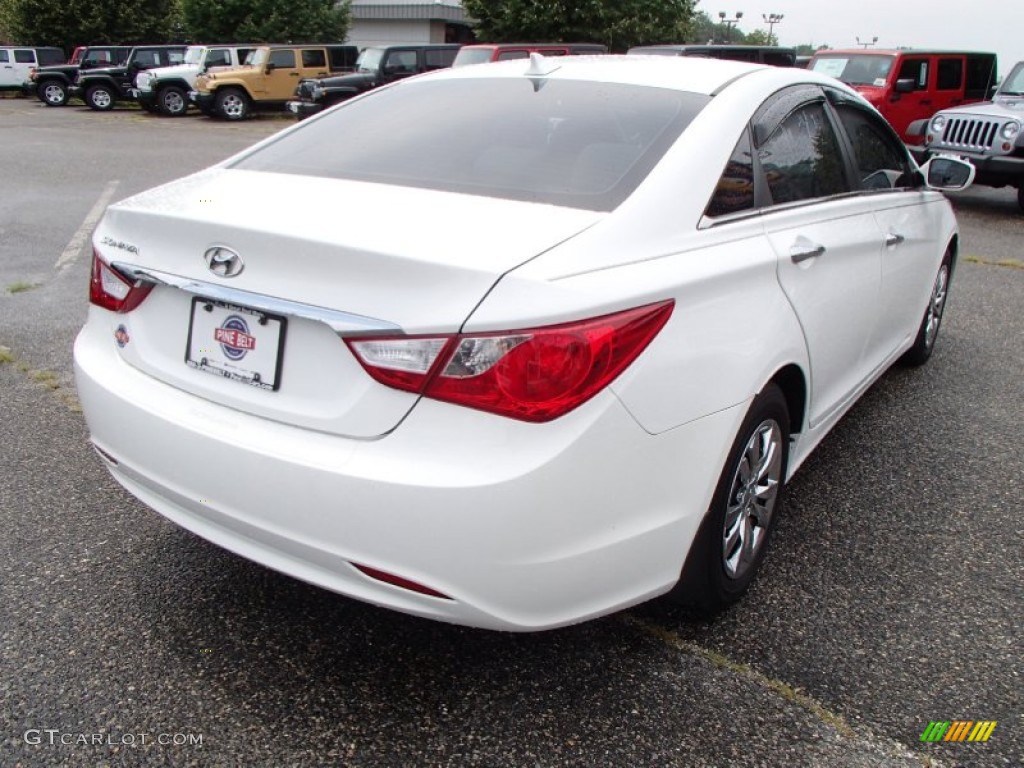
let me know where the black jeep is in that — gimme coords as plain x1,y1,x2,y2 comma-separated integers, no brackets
71,46,187,111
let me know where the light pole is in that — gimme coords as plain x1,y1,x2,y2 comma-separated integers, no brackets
762,13,783,43
718,11,744,44
856,36,878,49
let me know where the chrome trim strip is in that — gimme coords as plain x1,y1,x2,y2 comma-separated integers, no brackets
111,262,403,337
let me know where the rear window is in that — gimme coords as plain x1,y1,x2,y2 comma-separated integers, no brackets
233,78,706,211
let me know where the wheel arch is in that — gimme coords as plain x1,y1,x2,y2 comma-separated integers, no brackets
767,363,807,438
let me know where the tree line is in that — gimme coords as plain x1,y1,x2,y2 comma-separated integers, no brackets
1,0,818,55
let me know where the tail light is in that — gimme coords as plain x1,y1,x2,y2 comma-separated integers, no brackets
347,301,673,422
89,250,153,312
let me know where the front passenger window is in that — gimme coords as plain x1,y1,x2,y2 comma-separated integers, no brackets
759,103,850,205
269,50,295,69
834,104,912,190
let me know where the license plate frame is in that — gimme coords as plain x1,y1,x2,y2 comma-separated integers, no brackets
185,297,287,391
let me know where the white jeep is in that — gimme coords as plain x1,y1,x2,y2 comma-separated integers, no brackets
132,44,256,116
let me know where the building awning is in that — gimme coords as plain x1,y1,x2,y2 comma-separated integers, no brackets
350,3,471,23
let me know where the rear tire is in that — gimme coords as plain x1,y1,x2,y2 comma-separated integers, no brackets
900,249,952,367
38,80,68,106
669,384,789,614
85,84,115,111
159,86,188,116
215,87,249,120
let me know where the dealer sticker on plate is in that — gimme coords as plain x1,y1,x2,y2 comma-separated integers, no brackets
185,297,286,390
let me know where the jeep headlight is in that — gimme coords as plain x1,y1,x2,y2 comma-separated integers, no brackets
1001,121,1021,141
311,84,325,100
930,115,947,134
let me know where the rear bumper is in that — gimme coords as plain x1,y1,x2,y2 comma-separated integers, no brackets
74,315,740,631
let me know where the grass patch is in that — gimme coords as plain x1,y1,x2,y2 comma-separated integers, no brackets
964,254,1024,269
7,281,40,294
0,346,14,364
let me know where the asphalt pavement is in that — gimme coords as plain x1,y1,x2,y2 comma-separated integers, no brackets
1,96,1021,767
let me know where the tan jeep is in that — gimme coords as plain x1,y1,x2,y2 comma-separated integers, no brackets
190,44,358,120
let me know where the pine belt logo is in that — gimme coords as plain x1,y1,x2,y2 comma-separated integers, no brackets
920,720,997,743
214,315,255,361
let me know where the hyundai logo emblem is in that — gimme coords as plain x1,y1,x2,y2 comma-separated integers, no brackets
204,246,244,278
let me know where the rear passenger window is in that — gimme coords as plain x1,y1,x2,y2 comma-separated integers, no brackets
706,129,755,217
207,49,231,67
424,49,456,69
14,50,36,63
302,49,326,68
936,58,963,90
759,103,850,204
834,105,911,190
897,58,929,90
0,51,9,63
269,50,295,68
497,50,529,61
965,55,996,98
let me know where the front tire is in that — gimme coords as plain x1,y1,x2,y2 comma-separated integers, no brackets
85,84,115,111
38,81,68,106
669,384,789,613
900,250,952,367
159,86,188,117
215,88,249,121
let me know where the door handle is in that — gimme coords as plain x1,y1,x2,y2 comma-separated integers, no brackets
885,233,905,247
289,72,300,77
790,244,826,264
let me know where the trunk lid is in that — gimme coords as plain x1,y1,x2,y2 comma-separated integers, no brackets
94,168,600,438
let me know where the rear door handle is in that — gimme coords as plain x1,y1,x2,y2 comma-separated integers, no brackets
790,244,826,264
885,233,905,247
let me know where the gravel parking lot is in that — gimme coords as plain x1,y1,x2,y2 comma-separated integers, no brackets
1,97,1021,767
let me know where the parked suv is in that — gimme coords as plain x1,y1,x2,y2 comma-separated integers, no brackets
910,60,1024,212
809,49,997,144
133,44,257,116
27,46,132,106
453,42,606,66
628,44,797,67
71,46,187,111
190,44,359,120
1,46,65,92
288,44,461,118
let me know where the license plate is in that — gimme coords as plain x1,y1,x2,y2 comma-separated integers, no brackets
185,297,286,391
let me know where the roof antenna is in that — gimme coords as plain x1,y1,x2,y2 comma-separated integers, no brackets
525,52,560,77
525,52,559,92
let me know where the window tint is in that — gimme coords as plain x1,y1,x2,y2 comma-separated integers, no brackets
834,105,911,190
498,50,529,61
0,51,8,63
14,49,36,64
269,50,295,68
706,129,755,217
234,79,707,212
385,51,417,74
424,48,457,69
135,51,160,68
759,103,849,204
206,49,231,67
936,58,963,90
897,58,928,90
38,49,64,65
302,49,326,68
965,55,996,98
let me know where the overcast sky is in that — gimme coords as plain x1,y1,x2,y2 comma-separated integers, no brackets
710,0,1018,75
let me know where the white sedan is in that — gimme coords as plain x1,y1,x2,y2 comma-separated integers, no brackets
74,54,974,631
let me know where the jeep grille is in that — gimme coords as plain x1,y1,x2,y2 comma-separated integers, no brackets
939,118,1000,151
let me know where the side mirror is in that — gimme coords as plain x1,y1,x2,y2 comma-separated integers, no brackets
920,155,975,191
265,62,276,73
895,78,916,93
